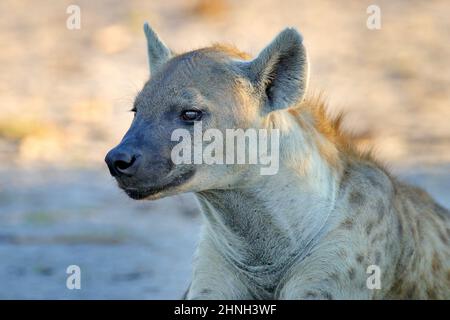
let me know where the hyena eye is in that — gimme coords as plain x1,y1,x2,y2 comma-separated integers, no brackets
180,110,203,122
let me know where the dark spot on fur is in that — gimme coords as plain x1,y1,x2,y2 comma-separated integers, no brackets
366,222,374,235
200,289,212,295
397,220,403,238
416,219,424,241
406,285,417,299
330,273,340,281
389,278,404,296
349,191,364,207
339,167,352,189
341,218,353,230
320,291,333,300
427,288,438,299
431,253,442,272
356,253,364,264
304,291,317,298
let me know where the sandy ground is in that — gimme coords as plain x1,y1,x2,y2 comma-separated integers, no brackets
0,0,449,299
0,167,200,299
0,165,448,299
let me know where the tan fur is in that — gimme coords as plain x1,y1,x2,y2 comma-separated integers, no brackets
289,96,376,168
208,43,252,60
283,96,450,299
122,26,450,299
191,46,450,299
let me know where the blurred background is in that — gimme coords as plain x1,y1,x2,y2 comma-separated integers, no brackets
0,0,449,299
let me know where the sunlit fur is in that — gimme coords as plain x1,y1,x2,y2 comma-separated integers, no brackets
188,92,450,299
137,25,450,299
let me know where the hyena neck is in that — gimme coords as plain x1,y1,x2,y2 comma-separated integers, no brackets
195,138,340,272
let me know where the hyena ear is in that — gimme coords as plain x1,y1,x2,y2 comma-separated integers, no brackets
244,28,309,112
143,22,172,75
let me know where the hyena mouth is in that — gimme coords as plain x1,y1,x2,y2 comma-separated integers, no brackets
122,169,196,200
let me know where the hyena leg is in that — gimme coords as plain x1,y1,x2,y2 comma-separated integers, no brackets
186,242,252,299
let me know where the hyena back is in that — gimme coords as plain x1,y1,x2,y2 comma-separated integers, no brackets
105,23,450,299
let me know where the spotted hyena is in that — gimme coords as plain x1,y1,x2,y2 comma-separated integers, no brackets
105,23,450,299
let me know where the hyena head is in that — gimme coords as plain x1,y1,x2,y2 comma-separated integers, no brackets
105,23,309,200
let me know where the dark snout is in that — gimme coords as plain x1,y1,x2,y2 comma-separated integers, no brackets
105,145,142,177
104,118,190,200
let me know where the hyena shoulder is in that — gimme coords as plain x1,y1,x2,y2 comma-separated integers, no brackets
337,161,394,212
387,181,450,298
333,159,450,298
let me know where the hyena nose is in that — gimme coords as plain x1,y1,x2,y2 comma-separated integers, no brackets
105,147,141,177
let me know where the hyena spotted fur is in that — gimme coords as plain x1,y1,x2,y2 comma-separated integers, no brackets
105,24,450,299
